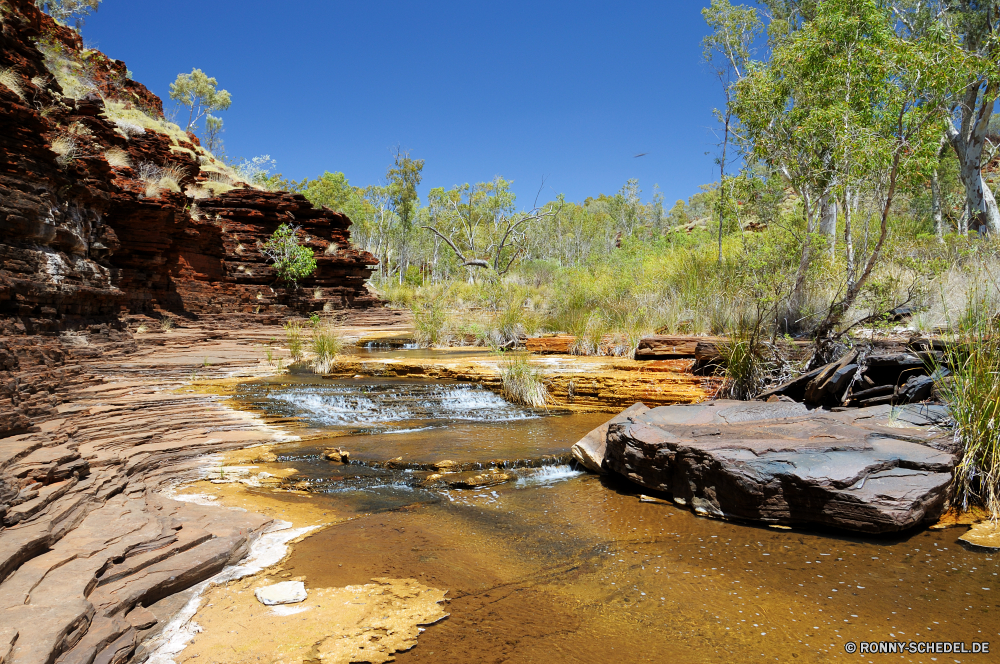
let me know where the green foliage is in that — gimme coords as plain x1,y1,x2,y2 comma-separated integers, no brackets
386,147,424,229
261,224,317,286
284,321,305,363
311,324,344,374
204,114,224,154
938,288,1000,519
35,0,99,29
169,68,232,133
497,352,548,408
413,299,449,347
300,171,356,212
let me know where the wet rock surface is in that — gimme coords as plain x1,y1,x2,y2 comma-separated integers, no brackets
603,400,957,533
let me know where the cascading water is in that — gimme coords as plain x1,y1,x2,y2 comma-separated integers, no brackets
232,376,608,508
229,368,998,663
269,381,536,428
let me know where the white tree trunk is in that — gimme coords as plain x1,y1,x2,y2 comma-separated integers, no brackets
842,187,855,290
959,161,1000,234
947,91,1000,234
818,194,837,258
930,167,944,240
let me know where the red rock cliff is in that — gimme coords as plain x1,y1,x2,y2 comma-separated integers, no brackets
0,0,379,337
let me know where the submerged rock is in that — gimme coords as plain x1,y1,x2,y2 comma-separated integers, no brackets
255,581,308,606
960,522,1000,551
446,468,514,489
602,400,957,533
321,448,350,463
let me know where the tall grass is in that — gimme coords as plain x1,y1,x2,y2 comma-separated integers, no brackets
284,320,305,363
937,287,1000,519
497,352,548,408
311,324,344,374
717,335,772,400
413,299,449,347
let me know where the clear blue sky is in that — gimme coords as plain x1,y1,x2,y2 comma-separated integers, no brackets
84,1,726,207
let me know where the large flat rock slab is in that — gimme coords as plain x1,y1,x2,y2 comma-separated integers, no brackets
602,401,957,533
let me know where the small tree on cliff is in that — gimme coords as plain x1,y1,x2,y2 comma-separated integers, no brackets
260,224,317,287
169,69,232,134
35,0,100,30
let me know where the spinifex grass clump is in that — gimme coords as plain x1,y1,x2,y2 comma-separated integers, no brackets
311,324,345,374
284,320,305,363
938,295,1000,519
497,352,548,408
717,326,773,400
413,300,449,347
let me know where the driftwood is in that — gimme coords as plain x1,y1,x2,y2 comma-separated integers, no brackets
757,343,947,407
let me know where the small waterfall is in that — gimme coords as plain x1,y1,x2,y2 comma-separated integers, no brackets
271,382,535,428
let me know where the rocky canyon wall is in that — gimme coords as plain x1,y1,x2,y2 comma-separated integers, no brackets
0,0,380,436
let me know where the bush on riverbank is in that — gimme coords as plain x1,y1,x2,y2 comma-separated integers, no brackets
311,323,345,374
380,228,1000,358
938,284,1000,518
497,352,548,408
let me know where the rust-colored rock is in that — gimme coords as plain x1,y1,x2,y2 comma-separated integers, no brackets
0,2,388,662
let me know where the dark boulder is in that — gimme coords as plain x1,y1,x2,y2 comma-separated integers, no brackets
602,400,956,533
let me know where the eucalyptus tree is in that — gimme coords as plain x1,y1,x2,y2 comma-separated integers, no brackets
35,0,100,29
384,148,424,283
168,69,232,134
891,0,1000,234
938,0,1000,233
422,177,556,279
702,0,764,263
735,0,959,345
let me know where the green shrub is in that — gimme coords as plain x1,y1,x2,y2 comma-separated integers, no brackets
284,320,305,363
717,335,771,400
413,300,449,347
262,225,317,286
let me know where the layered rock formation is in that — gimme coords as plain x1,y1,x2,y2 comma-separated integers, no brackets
0,2,384,662
1,0,378,333
601,400,957,533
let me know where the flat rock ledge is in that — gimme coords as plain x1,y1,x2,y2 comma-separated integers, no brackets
601,400,957,533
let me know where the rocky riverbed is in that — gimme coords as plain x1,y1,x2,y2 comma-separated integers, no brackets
0,321,731,664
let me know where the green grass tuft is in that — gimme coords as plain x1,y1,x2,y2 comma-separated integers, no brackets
497,352,548,408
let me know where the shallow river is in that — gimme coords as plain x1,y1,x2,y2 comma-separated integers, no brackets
231,374,999,663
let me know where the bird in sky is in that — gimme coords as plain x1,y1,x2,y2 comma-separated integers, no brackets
633,152,648,158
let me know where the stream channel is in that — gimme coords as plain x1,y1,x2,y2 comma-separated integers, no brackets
228,351,999,663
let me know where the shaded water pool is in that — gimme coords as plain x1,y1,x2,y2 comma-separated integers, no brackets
232,375,1000,663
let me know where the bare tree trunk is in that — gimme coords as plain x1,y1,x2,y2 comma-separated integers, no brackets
946,84,1000,234
717,105,731,266
813,148,903,345
931,167,944,240
788,188,817,324
818,193,837,259
843,187,855,291
931,134,947,241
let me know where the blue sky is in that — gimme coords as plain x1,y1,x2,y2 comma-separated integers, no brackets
85,1,726,207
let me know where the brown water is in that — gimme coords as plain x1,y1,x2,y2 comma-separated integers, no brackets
233,375,1000,663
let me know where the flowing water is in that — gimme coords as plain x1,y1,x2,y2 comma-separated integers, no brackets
232,373,999,663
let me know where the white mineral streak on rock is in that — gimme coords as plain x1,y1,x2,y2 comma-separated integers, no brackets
254,581,307,606
144,520,317,664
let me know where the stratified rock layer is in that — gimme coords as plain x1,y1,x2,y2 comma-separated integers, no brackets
0,0,378,332
603,401,957,533
0,1,384,662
